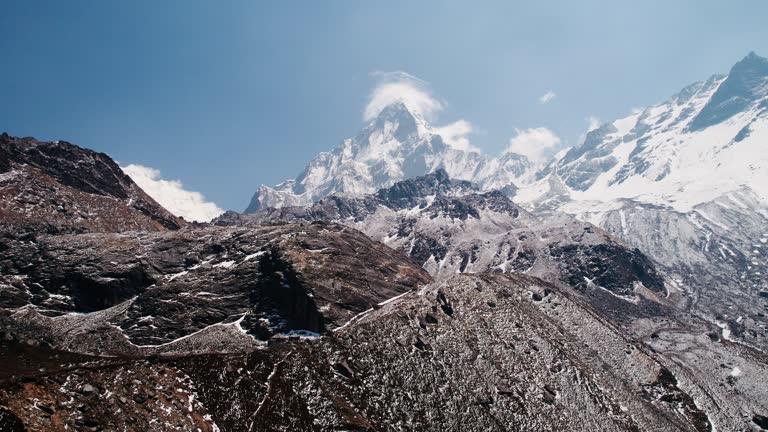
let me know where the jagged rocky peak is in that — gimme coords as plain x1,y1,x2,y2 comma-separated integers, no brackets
246,100,540,213
689,51,768,131
540,51,767,199
2,133,136,199
373,168,476,206
0,133,184,233
245,101,440,213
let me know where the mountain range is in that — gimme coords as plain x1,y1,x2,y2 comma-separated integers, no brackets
1,52,767,431
248,53,767,214
245,102,533,213
246,51,768,352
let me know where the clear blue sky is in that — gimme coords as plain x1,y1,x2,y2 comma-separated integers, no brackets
2,1,766,211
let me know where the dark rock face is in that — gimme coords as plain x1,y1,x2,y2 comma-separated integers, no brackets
410,232,448,265
550,243,665,296
372,169,477,209
641,368,711,432
754,414,768,430
0,133,184,233
0,222,431,352
0,406,24,432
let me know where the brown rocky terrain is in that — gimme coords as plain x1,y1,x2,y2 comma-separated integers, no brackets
0,221,431,355
0,133,183,234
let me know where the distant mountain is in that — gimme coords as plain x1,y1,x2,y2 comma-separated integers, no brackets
519,52,768,350
245,102,531,212
228,170,668,303
534,51,767,208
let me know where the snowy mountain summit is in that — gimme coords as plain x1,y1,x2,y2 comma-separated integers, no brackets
248,52,768,215
530,51,768,211
245,102,532,212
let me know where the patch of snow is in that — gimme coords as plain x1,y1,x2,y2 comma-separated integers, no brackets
166,271,188,281
243,251,266,261
282,330,321,339
306,248,329,253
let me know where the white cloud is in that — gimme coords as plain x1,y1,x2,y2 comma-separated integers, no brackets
587,115,601,132
365,71,480,152
504,127,561,164
432,119,480,153
364,71,444,121
121,164,224,223
577,115,603,146
538,91,557,104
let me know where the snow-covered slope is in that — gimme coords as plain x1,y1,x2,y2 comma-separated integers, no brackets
518,52,768,350
245,102,532,212
531,52,767,211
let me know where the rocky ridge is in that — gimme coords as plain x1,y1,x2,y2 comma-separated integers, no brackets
234,170,666,302
0,133,184,234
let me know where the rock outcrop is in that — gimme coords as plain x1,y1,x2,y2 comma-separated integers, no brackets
0,133,184,233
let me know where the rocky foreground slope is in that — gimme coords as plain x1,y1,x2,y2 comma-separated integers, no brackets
1,136,767,431
3,272,768,431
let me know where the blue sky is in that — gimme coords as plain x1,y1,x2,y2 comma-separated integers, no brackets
2,1,767,211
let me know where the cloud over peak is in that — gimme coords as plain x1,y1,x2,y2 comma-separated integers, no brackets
122,164,224,223
364,71,444,121
365,71,480,153
587,115,601,132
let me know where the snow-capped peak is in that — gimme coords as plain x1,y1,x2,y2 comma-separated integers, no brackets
520,51,768,213
246,102,536,212
689,51,768,131
366,101,431,139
